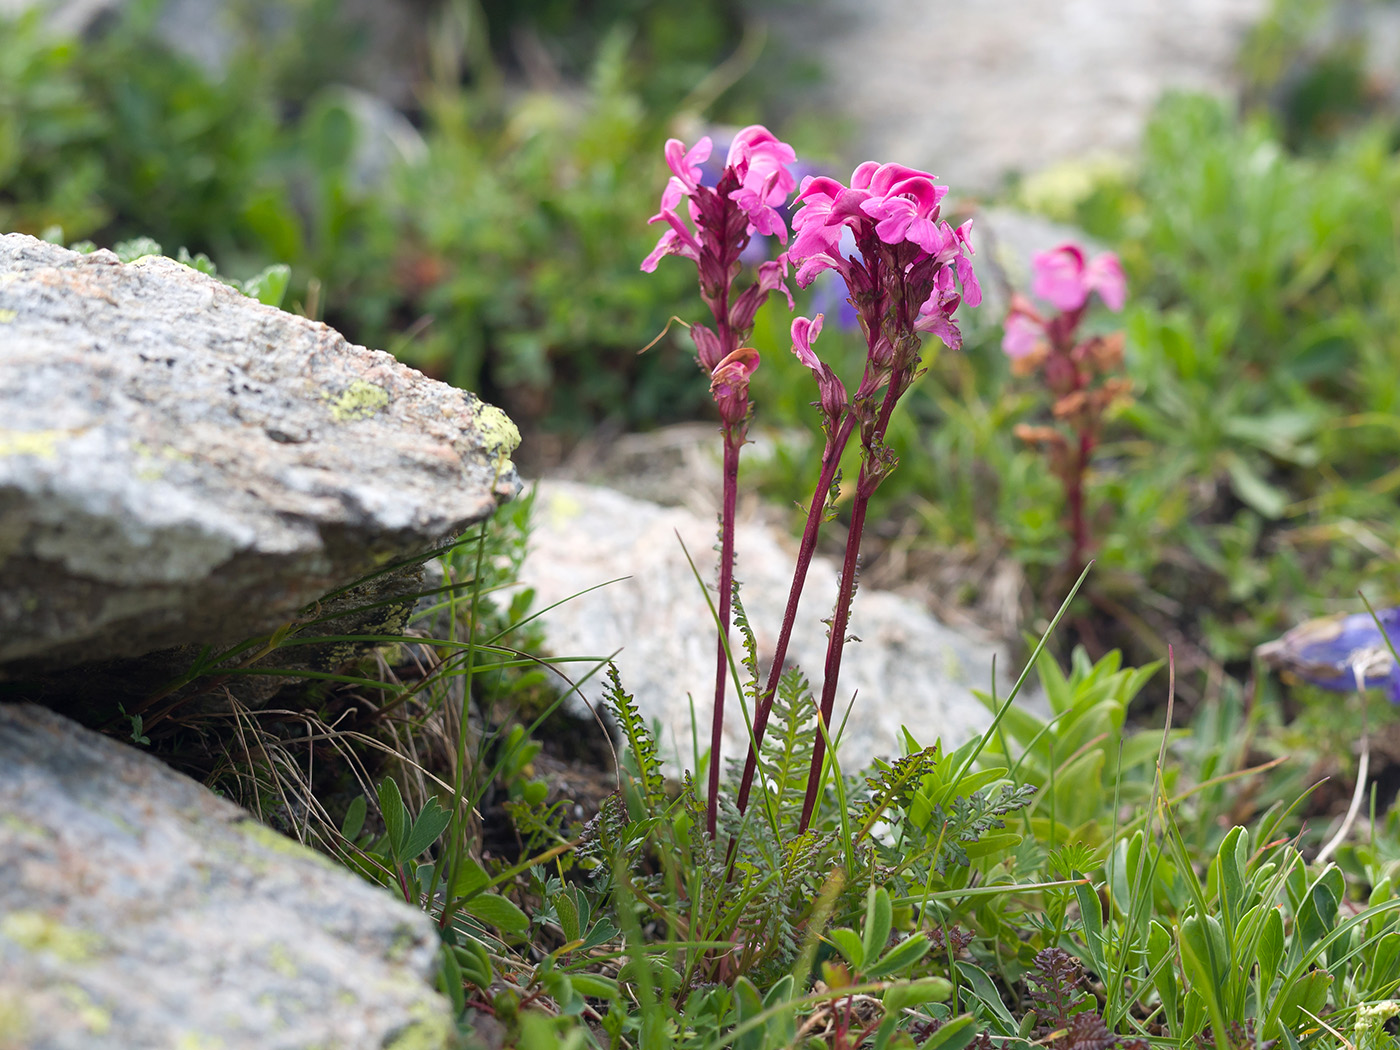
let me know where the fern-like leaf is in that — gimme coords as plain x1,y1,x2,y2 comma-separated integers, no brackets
603,663,666,810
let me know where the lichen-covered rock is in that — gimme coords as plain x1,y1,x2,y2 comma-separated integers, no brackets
521,480,1011,772
0,702,452,1050
0,233,519,678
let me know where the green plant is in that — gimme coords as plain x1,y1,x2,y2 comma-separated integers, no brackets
975,646,1165,843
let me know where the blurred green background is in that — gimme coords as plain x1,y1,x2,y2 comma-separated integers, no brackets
4,0,1400,700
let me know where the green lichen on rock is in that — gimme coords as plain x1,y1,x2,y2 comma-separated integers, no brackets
476,403,520,476
1,910,103,963
0,429,65,458
235,819,340,873
322,379,390,422
382,999,453,1050
0,990,30,1049
58,984,112,1036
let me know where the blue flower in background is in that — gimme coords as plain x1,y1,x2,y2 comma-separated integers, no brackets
1257,607,1400,701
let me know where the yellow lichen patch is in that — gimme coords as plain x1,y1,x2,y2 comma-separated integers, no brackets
475,403,521,476
0,429,66,459
236,819,339,872
0,309,15,323
0,990,30,1050
131,440,193,481
0,910,102,963
382,1001,452,1050
322,379,390,422
176,1032,226,1050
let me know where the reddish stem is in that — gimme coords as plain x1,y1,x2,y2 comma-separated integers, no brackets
734,412,858,817
708,430,741,838
798,379,903,832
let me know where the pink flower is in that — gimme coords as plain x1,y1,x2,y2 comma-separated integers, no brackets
641,127,798,270
790,314,847,425
790,313,823,371
710,346,761,426
787,162,978,338
1001,308,1044,358
1031,243,1126,313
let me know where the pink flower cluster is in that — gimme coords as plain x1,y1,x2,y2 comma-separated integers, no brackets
639,126,984,836
787,162,981,354
1003,244,1125,358
641,125,797,279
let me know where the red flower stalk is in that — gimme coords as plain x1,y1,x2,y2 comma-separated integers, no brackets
641,125,798,837
744,162,981,831
1003,243,1129,580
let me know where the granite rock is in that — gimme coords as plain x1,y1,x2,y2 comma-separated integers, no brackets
0,702,451,1050
0,233,519,679
520,479,1013,773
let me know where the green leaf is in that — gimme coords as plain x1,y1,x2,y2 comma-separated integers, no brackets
400,797,452,860
340,795,366,840
377,778,409,859
1147,919,1179,1033
465,892,530,937
866,933,931,979
1217,825,1248,936
450,857,490,900
882,977,952,1012
954,963,1017,1028
828,927,866,971
556,888,581,944
1223,452,1287,518
244,262,290,308
921,1014,977,1050
580,919,619,951
862,885,894,967
569,973,619,1001
1074,876,1106,975
733,975,764,1050
1256,907,1284,993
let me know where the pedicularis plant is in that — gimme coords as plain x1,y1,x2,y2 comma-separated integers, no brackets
642,125,981,836
1003,244,1129,582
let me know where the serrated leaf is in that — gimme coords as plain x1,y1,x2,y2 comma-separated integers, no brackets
580,919,619,951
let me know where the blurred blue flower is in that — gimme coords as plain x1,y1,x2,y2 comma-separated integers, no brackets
1257,607,1400,701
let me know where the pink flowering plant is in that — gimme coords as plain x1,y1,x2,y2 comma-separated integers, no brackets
1003,243,1131,584
643,132,980,837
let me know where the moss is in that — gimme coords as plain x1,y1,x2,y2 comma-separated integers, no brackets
323,379,390,422
0,910,103,963
0,429,65,458
475,403,520,476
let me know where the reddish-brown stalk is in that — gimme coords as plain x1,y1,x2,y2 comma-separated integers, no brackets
733,411,857,817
